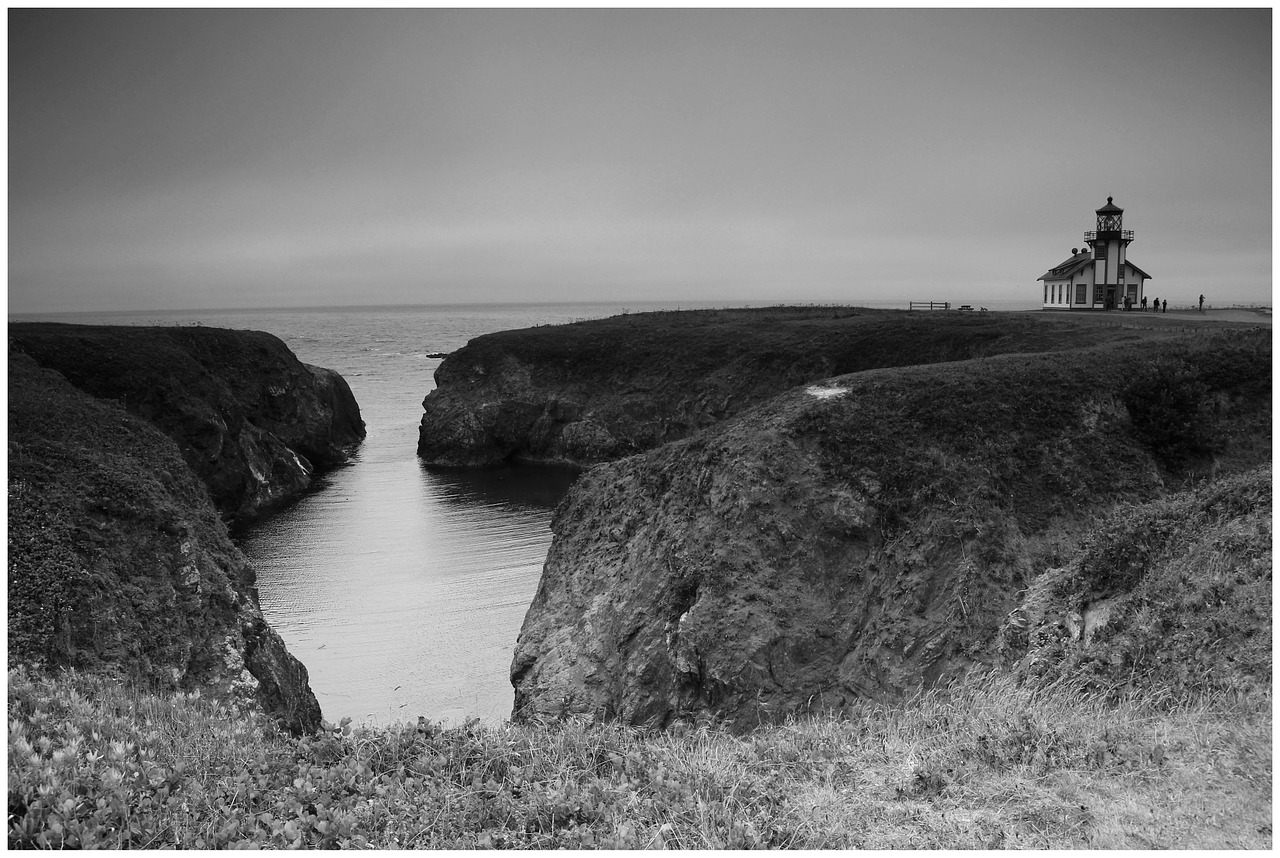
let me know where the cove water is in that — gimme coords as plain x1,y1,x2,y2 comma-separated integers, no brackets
10,298,1043,726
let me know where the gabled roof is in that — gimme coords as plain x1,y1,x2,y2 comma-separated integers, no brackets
1037,250,1092,281
1037,249,1152,282
1126,261,1152,279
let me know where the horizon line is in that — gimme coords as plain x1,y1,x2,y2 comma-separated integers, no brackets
9,297,1270,320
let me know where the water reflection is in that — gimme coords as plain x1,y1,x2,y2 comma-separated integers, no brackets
241,459,578,727
422,463,582,510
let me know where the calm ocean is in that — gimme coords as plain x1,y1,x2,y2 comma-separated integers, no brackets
10,298,1042,726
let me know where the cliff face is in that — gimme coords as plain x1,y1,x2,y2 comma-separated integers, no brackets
419,307,1179,468
510,331,1271,729
9,353,321,733
9,323,365,521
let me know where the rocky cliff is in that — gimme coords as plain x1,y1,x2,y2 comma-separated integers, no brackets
10,323,365,521
510,329,1271,729
419,307,1191,468
9,352,321,733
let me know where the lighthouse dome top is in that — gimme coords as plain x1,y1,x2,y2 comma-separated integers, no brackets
1096,196,1124,214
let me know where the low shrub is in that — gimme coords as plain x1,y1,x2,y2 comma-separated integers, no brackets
1122,355,1214,465
1008,466,1271,699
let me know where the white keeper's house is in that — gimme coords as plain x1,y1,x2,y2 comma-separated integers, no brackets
1037,197,1151,310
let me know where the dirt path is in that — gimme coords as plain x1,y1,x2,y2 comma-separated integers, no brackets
1156,307,1272,324
1014,308,1271,327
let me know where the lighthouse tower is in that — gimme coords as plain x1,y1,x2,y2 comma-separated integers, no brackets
1083,196,1134,310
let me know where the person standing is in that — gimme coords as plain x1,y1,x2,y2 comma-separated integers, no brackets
1199,294,1205,311
1162,299,1167,313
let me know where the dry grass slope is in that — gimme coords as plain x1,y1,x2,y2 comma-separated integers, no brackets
7,668,1269,849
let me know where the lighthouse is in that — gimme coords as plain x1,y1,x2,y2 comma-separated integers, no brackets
1085,197,1133,310
1037,197,1151,310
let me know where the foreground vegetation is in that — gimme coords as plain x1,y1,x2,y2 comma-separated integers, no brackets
8,667,1270,850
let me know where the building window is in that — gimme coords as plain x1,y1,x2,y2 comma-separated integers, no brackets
1094,284,1104,304
1076,284,1087,304
1095,243,1107,259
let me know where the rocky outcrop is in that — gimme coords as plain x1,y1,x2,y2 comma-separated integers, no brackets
9,353,321,733
9,323,364,521
510,331,1271,729
418,307,1208,468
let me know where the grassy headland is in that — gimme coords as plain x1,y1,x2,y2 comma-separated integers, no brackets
419,305,1257,467
9,309,1270,848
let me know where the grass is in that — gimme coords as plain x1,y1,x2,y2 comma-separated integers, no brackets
8,667,1269,849
1007,466,1273,701
796,331,1270,529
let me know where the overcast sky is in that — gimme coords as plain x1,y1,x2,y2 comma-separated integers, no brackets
8,8,1272,313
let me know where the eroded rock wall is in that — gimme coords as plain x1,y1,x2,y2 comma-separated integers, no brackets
9,323,365,520
9,353,321,733
510,332,1271,729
